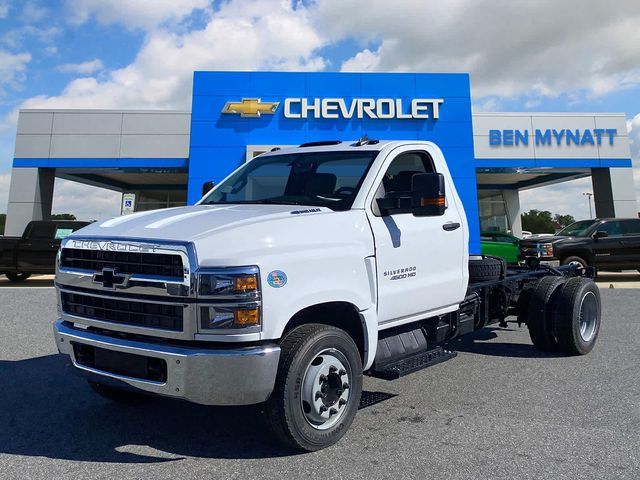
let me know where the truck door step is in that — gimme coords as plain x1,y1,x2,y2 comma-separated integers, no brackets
368,346,458,380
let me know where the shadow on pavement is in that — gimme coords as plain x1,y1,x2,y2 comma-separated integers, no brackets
448,327,565,359
0,354,298,463
0,354,396,463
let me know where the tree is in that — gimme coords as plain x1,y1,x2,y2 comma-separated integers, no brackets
553,214,575,229
521,209,555,234
51,213,77,220
0,213,5,235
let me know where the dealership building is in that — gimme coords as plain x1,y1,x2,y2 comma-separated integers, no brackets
5,71,637,253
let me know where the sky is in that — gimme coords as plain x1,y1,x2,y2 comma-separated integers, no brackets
0,0,639,221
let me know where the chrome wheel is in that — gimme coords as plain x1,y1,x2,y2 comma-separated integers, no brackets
300,348,351,430
579,291,598,342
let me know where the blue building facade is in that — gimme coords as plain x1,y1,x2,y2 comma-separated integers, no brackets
188,71,479,251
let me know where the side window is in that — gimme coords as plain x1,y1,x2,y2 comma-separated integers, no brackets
382,152,435,194
622,220,640,235
599,221,623,236
29,223,56,239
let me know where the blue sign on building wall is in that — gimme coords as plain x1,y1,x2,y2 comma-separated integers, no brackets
188,71,480,252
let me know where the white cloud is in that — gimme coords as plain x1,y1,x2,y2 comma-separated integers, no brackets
66,0,211,31
520,177,595,220
2,25,60,49
0,49,31,94
320,0,640,100
21,1,47,22
58,58,103,75
0,1,9,19
52,179,121,221
19,0,326,111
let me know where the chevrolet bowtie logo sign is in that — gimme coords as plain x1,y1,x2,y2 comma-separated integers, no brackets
222,98,280,118
92,268,130,289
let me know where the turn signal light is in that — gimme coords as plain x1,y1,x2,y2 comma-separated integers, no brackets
234,275,258,292
234,308,260,326
420,196,445,207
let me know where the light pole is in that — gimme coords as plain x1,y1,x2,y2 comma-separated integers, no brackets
582,192,593,219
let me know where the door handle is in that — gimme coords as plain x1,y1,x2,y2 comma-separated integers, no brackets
442,222,461,231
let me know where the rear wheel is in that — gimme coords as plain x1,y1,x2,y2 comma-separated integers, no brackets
526,276,566,351
265,324,363,452
5,271,31,282
552,278,601,355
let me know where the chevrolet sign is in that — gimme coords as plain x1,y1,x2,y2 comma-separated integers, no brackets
222,97,444,120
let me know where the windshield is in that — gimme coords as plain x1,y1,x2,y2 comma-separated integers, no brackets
556,220,598,237
201,151,379,211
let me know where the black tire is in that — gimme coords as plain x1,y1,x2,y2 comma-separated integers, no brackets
552,278,601,355
526,276,566,351
5,271,31,282
265,324,363,452
88,381,148,403
469,256,504,283
561,256,588,269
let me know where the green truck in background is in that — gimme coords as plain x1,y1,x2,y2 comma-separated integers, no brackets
480,231,521,264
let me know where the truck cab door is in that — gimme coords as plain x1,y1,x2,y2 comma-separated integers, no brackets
17,222,58,272
621,220,640,268
591,221,624,268
366,148,468,326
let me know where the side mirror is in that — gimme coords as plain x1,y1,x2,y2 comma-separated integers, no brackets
411,173,446,217
593,230,608,240
202,181,215,196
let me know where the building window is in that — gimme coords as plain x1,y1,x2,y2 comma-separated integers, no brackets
479,193,510,233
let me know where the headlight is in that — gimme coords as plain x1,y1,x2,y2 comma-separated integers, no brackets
540,243,554,257
197,267,261,333
197,267,260,298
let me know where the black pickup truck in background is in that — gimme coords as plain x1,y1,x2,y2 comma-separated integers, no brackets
0,220,90,281
520,218,640,271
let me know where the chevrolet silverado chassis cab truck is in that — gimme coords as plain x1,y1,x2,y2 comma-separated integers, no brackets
53,139,601,451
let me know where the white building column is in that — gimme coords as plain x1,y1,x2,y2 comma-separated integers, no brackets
503,189,523,237
591,167,638,218
4,168,55,236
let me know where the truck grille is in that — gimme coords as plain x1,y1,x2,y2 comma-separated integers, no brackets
60,248,184,278
61,292,184,331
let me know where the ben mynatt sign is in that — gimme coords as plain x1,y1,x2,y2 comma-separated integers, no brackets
489,128,618,146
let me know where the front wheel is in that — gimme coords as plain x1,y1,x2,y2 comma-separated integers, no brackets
265,324,363,452
5,271,31,282
561,256,588,269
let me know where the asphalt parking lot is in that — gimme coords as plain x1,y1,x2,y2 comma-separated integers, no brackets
1,288,639,480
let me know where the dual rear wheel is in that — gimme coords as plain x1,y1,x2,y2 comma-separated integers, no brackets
522,276,601,355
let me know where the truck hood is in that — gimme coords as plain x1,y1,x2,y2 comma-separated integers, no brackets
520,235,570,246
69,204,374,266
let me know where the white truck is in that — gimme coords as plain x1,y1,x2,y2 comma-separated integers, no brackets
53,139,602,451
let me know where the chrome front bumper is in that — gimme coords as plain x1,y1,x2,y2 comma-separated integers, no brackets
53,319,280,406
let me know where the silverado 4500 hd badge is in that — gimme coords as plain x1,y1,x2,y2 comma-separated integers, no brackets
384,266,417,280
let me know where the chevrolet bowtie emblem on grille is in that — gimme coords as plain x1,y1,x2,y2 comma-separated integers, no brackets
92,268,130,289
221,98,280,118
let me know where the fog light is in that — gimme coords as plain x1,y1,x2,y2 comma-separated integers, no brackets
234,308,260,326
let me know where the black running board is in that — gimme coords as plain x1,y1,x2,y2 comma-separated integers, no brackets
367,347,458,380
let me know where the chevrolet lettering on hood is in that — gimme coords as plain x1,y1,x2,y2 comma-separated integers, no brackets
70,240,159,253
